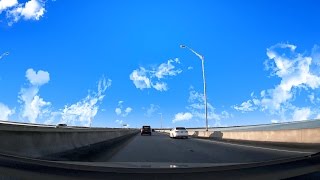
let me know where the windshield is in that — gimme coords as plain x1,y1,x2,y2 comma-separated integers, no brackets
0,0,319,179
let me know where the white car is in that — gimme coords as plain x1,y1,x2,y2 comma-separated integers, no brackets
169,127,188,138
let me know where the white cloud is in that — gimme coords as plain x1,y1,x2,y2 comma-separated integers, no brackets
292,107,311,121
144,104,159,117
261,43,320,112
125,107,132,114
26,68,50,86
234,43,320,122
61,77,111,127
308,93,315,104
7,69,111,126
0,102,14,120
115,108,121,115
129,68,151,90
271,119,279,123
0,0,17,12
0,51,9,60
233,100,256,112
154,58,181,79
129,58,182,91
2,0,46,26
172,112,193,123
115,119,123,125
19,68,51,123
19,0,44,20
233,93,260,112
153,82,168,91
187,66,193,70
114,101,132,117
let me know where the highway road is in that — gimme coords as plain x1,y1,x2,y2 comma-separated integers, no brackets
86,132,316,163
0,132,319,179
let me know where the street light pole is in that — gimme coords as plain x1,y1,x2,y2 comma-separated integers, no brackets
180,45,208,131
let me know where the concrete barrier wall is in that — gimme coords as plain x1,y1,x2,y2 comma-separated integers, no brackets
0,122,139,158
187,128,320,144
157,125,320,144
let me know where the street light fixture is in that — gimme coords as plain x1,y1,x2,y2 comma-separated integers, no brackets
180,45,208,131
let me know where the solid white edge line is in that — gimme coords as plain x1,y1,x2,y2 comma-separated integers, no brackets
192,138,316,154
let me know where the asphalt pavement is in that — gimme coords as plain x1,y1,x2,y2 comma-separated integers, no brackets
88,132,315,163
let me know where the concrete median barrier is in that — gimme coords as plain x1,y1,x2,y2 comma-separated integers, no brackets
187,128,320,144
0,122,139,158
157,120,320,144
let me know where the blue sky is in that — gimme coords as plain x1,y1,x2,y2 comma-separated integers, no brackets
1,0,320,128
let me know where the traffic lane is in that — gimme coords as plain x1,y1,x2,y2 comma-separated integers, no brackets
96,132,312,163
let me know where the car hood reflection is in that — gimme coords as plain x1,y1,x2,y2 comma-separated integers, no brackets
61,161,239,168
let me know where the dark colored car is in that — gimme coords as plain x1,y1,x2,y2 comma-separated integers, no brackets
152,129,155,132
55,123,67,128
141,126,152,136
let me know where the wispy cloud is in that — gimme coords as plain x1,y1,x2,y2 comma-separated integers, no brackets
144,104,159,117
1,0,47,26
115,101,133,117
233,43,320,122
0,52,9,60
187,87,231,122
115,119,123,125
61,77,111,127
154,58,182,79
232,93,259,113
130,58,182,91
172,87,231,125
152,82,167,91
